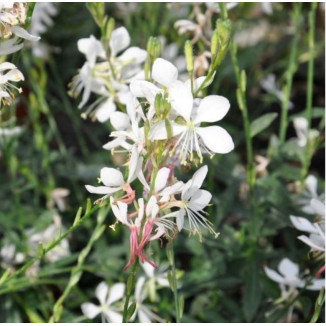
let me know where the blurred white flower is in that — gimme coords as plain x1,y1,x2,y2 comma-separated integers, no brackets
290,198,325,252
0,36,23,55
264,258,324,290
260,74,293,110
293,117,319,148
29,3,58,58
131,276,164,323
0,243,25,270
48,188,70,212
81,281,125,323
27,214,70,263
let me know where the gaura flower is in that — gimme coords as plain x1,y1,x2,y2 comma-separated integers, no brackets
0,62,24,107
167,165,218,238
131,276,164,323
264,258,324,291
85,147,146,204
81,281,125,323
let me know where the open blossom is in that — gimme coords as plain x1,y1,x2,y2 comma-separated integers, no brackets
264,258,324,291
0,62,24,107
0,2,40,41
131,58,234,164
81,281,125,323
69,27,146,122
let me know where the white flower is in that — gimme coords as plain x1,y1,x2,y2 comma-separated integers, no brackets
85,147,146,203
0,243,25,270
0,62,24,108
290,214,325,252
264,258,324,291
81,281,125,323
131,276,164,323
260,74,293,109
27,214,70,263
293,117,319,148
48,188,70,212
170,165,218,237
0,36,23,55
133,58,234,164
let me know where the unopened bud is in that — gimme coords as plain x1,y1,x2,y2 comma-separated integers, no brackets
185,40,194,73
240,70,246,92
211,29,219,60
105,18,114,40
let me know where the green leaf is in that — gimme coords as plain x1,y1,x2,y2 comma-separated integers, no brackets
250,113,278,138
126,302,137,322
243,261,261,322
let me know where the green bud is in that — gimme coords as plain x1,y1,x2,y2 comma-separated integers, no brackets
165,119,173,139
105,18,115,40
154,93,162,117
184,41,194,73
126,302,137,322
240,70,246,92
86,3,105,28
211,29,219,60
179,294,185,319
236,88,245,111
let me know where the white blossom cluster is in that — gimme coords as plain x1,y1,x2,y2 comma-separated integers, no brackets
72,18,234,274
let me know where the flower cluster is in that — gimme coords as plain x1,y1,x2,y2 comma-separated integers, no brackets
0,2,39,108
84,51,234,270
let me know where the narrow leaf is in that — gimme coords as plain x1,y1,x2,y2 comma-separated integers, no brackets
250,113,278,138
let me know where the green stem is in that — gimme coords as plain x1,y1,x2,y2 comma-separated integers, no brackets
168,244,181,323
49,206,110,322
122,259,139,323
0,204,100,287
279,3,302,144
230,43,256,236
301,3,317,185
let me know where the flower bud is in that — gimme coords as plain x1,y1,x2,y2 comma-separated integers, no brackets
184,40,194,73
105,17,114,40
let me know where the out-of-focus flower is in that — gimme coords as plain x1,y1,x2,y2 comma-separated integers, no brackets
260,74,293,109
255,155,269,177
264,258,324,290
0,62,24,108
131,276,164,323
27,214,70,263
0,36,23,55
29,2,58,58
234,21,269,47
81,281,125,323
0,243,25,270
48,187,70,212
293,117,319,148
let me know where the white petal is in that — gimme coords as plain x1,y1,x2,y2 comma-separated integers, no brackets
110,111,130,130
194,95,230,124
12,26,40,42
160,181,184,196
169,80,193,121
188,189,212,211
306,279,325,291
264,266,284,284
101,168,124,187
155,167,170,193
176,209,185,231
109,27,130,56
95,98,116,123
310,198,325,216
138,308,152,323
81,303,101,319
146,196,158,217
196,126,234,154
78,35,104,66
102,137,126,151
185,73,216,93
135,276,146,301
191,165,208,190
305,175,318,197
152,58,178,87
105,310,123,323
127,147,139,183
149,121,185,140
107,283,125,305
85,185,120,195
118,47,147,64
0,62,16,71
278,258,299,278
298,235,325,252
95,282,109,305
130,80,161,103
141,261,154,277
290,215,317,234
